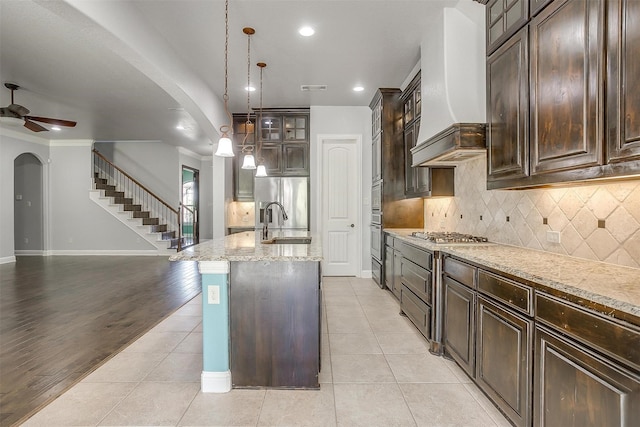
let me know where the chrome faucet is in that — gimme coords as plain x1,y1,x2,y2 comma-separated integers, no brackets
262,201,288,240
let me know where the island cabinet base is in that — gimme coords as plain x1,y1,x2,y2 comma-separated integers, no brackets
229,261,321,389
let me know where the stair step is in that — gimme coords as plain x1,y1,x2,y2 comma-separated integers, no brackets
105,190,125,198
133,211,150,219
143,218,160,225
114,197,134,205
149,224,167,232
124,204,142,212
95,183,116,191
94,178,108,185
161,231,176,240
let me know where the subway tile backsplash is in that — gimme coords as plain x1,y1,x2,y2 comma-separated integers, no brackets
424,156,640,268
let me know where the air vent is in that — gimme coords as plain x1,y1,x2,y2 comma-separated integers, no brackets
300,85,327,92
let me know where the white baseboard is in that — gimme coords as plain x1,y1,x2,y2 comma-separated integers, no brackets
48,250,165,256
0,256,16,264
14,250,45,256
361,270,372,278
201,370,232,393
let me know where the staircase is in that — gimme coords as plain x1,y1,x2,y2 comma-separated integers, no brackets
90,149,188,253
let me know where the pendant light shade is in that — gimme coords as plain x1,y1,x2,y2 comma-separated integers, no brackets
255,164,268,177
241,153,257,169
215,137,234,157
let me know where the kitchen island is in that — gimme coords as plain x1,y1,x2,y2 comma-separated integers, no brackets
170,230,322,392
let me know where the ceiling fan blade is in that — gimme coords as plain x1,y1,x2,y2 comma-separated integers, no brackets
25,116,77,127
24,119,48,132
8,103,30,116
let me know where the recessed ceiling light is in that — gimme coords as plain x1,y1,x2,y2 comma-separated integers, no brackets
176,125,185,130
353,86,364,92
245,86,256,92
299,26,315,37
51,126,61,131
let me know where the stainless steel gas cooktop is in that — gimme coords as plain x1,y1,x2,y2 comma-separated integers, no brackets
410,231,489,244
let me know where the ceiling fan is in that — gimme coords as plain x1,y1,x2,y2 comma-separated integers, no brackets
0,83,77,132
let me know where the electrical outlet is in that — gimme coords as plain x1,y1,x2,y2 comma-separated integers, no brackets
546,231,561,244
208,285,220,304
24,237,29,244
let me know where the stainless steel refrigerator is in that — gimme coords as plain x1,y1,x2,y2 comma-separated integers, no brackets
254,177,309,230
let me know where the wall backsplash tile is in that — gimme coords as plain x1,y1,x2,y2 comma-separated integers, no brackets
424,156,640,268
227,201,255,227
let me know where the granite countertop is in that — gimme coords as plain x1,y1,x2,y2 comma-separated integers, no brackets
169,230,322,262
385,229,640,323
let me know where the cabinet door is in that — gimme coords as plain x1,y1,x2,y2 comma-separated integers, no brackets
392,250,402,299
534,326,640,427
372,133,382,183
477,296,532,427
384,245,394,293
530,0,604,175
260,143,283,176
371,224,382,262
283,115,308,142
282,143,309,176
530,0,553,16
259,116,282,142
487,26,530,183
443,276,476,378
607,0,640,163
487,0,529,53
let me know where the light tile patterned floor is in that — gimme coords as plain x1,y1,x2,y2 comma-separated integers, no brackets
21,277,512,427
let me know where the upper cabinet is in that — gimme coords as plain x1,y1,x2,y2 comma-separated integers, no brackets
487,0,529,54
607,0,640,163
256,110,310,177
402,74,430,197
484,0,640,189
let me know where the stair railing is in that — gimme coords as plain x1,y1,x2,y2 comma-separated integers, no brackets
92,149,183,250
179,203,198,251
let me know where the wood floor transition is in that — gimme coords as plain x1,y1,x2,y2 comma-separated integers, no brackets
0,256,200,427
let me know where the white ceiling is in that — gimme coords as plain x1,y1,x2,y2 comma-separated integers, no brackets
0,0,466,156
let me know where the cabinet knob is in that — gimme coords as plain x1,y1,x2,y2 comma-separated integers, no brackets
350,224,355,228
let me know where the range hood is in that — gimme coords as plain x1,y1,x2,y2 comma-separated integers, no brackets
412,3,486,166
412,123,486,166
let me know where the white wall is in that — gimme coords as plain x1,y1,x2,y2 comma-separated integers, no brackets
94,141,179,205
49,142,155,252
310,106,372,275
0,131,50,261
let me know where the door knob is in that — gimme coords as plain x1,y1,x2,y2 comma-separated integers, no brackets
350,224,355,228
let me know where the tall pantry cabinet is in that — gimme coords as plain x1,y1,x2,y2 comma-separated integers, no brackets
369,89,423,286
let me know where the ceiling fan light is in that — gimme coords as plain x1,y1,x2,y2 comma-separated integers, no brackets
241,154,257,169
0,116,24,127
256,164,268,177
215,137,235,157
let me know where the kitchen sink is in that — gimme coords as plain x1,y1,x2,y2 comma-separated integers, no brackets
261,236,312,244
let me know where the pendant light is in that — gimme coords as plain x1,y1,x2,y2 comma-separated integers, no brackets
255,62,268,177
240,27,257,169
214,0,235,157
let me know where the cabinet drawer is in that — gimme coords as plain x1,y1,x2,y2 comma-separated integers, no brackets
400,258,432,304
478,270,533,316
371,211,382,225
371,181,382,211
371,224,382,262
444,257,476,288
401,284,431,339
536,293,640,372
397,241,432,270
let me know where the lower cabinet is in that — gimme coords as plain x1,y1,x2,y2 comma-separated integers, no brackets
401,284,431,338
371,257,382,288
535,326,640,427
443,276,476,378
476,296,533,427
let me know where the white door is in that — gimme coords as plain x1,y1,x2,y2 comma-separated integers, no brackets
322,140,359,276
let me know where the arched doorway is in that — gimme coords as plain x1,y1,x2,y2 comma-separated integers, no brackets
14,153,44,254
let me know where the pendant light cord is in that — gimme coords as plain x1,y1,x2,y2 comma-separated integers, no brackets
241,28,254,153
219,0,232,139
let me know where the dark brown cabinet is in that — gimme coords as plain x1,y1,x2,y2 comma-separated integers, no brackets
487,0,529,54
607,0,640,164
476,270,534,427
402,73,431,198
230,261,320,388
384,236,403,299
256,110,310,177
530,0,604,175
487,27,530,184
485,0,640,189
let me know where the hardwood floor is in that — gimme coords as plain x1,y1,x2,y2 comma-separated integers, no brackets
0,256,201,427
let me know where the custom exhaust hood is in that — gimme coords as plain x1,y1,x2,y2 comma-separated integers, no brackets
411,3,487,167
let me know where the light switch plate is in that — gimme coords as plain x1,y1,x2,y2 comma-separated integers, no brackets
208,285,220,304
